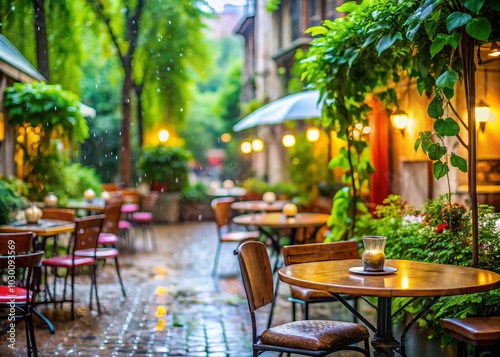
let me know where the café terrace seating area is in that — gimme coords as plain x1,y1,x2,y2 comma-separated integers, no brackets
0,183,499,357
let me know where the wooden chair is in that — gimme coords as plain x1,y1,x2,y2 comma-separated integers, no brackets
441,317,500,356
236,241,370,357
130,191,159,250
41,208,76,255
282,241,363,321
42,215,105,319
211,197,259,276
0,232,43,356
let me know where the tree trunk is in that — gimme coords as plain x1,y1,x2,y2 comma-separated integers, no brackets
460,33,478,267
34,0,50,81
134,83,144,148
121,60,132,187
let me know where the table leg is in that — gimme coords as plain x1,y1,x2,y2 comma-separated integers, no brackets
372,297,399,356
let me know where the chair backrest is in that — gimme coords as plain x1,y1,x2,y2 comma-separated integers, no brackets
72,215,105,254
212,197,236,229
0,232,34,254
102,197,123,235
237,241,275,312
0,251,44,302
102,183,120,192
282,240,360,266
117,188,142,205
141,191,159,212
42,208,76,222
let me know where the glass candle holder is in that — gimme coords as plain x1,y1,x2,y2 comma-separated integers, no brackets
362,236,386,271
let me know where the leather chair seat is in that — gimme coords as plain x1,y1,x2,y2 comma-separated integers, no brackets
260,320,369,351
441,317,500,343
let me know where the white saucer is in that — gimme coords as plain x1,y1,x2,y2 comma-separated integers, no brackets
348,266,398,275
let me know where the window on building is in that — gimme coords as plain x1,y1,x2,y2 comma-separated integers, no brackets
291,0,301,41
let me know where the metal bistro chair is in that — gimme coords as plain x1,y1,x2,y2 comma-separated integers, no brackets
42,215,105,319
0,232,43,356
211,197,259,276
130,191,159,250
236,241,370,357
41,208,76,256
282,241,365,322
441,317,500,356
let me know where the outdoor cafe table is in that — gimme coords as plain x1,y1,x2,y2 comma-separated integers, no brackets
278,259,500,357
0,218,76,334
230,200,289,213
207,187,247,198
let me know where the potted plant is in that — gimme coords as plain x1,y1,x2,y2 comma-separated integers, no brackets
137,145,192,223
137,145,192,193
179,182,214,222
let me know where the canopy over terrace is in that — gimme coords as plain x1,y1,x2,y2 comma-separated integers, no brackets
233,90,323,132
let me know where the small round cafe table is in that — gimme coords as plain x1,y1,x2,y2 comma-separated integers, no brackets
231,200,288,213
278,259,500,357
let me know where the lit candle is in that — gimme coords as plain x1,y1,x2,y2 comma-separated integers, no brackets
83,188,96,201
282,203,298,217
262,192,276,204
222,179,235,189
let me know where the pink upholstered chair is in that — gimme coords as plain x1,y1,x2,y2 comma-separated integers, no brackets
130,191,159,250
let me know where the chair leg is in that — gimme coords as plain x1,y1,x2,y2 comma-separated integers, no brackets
304,302,309,320
291,301,296,321
212,241,222,276
363,338,370,357
70,267,75,319
92,262,101,314
114,256,127,297
149,223,157,250
28,315,38,357
25,315,32,357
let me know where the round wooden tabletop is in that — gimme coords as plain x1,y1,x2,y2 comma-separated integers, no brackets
207,187,247,197
0,219,75,237
278,259,500,298
233,212,330,229
231,200,289,212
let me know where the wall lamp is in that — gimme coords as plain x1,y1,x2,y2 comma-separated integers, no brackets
488,42,500,57
476,100,490,133
390,109,409,137
0,113,5,143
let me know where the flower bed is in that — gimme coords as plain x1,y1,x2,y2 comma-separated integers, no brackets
372,194,500,343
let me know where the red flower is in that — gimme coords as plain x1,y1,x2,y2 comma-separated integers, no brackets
436,222,447,234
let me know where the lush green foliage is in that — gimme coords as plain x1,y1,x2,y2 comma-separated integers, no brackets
288,132,327,205
0,176,28,224
63,163,102,199
181,182,209,203
4,82,89,148
372,195,500,336
300,0,414,240
137,146,192,192
240,177,270,195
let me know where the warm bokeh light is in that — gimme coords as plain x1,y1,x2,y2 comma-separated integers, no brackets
155,306,167,318
354,123,363,131
220,132,232,142
155,318,166,331
158,129,170,143
241,141,252,154
306,127,320,142
362,126,371,134
251,138,264,152
154,286,169,296
282,202,298,217
282,134,296,148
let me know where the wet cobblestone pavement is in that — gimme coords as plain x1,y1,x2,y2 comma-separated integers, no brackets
1,221,448,356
